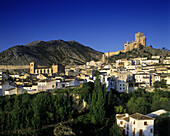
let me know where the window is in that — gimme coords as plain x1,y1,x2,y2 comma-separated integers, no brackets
150,128,153,133
139,129,143,136
120,88,122,90
133,121,135,124
52,85,54,88
120,121,123,125
144,121,148,125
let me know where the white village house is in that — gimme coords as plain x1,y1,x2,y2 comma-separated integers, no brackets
116,113,155,136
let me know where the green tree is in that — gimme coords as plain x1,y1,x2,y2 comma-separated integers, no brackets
5,113,11,130
127,97,150,114
114,105,126,114
154,81,160,88
11,96,21,130
90,77,106,124
151,89,170,111
94,70,100,77
161,98,170,111
155,113,170,135
0,110,5,131
107,90,117,116
109,123,122,136
154,79,167,88
80,82,94,104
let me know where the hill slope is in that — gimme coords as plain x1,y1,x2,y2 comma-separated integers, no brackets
0,40,103,66
108,46,170,62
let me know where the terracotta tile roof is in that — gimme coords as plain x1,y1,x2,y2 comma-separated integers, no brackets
116,114,126,119
123,117,129,122
130,113,155,120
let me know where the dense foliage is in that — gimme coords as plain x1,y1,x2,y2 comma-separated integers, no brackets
0,79,170,135
126,88,170,114
155,113,170,135
0,92,74,134
73,82,170,135
153,79,168,88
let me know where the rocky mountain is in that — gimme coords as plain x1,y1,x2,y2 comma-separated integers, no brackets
0,40,103,66
108,45,170,62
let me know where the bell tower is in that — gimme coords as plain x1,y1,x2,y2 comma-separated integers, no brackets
30,62,35,74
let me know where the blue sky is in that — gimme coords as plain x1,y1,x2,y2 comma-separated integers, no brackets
0,0,169,53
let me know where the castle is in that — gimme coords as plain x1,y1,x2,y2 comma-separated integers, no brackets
124,32,146,52
102,32,146,63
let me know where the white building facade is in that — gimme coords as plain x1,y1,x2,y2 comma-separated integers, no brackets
116,113,155,136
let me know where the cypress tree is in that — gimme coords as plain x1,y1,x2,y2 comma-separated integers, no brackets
90,76,106,125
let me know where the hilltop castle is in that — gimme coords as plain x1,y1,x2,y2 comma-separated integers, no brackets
102,32,146,63
124,32,146,52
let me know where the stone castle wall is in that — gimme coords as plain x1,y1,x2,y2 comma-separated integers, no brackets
102,50,124,63
0,65,30,70
104,50,125,57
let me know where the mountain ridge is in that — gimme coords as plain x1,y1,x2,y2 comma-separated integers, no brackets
0,40,103,66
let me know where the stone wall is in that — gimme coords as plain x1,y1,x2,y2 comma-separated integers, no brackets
102,50,124,63
0,65,30,70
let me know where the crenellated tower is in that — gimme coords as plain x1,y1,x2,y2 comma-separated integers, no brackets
124,32,146,52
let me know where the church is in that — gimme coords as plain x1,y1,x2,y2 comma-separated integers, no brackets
30,62,65,75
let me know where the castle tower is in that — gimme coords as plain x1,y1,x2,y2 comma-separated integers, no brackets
124,32,146,52
135,32,146,46
101,54,106,63
30,62,35,74
124,41,129,52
